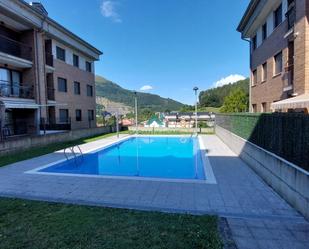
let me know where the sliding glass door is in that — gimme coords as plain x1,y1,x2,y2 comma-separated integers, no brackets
0,68,21,97
0,68,10,96
11,71,21,96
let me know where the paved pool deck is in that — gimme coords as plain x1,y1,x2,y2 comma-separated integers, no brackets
0,134,308,249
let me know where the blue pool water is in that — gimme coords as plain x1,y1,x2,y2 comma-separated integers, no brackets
40,136,206,180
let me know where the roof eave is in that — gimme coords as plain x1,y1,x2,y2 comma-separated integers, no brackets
237,0,261,33
18,0,103,58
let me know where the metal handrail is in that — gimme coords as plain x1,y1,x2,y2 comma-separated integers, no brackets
0,80,34,99
47,87,55,100
63,145,84,166
45,52,54,67
0,34,32,61
286,4,296,30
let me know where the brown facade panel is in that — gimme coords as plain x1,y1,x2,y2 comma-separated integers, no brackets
53,60,96,129
248,0,308,112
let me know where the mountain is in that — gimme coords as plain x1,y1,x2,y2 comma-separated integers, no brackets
95,76,184,112
199,78,249,108
96,96,133,115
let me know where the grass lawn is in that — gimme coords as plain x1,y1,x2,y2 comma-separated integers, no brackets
0,198,223,249
0,132,126,168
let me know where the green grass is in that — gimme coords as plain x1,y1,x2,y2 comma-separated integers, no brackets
0,132,125,168
0,198,222,249
198,107,221,113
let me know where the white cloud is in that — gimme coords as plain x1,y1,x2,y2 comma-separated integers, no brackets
140,85,153,91
214,74,246,87
100,0,122,23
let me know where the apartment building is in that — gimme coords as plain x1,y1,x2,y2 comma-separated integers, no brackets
238,0,309,113
0,0,102,138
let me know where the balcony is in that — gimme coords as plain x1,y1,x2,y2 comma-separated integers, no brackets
0,34,32,61
286,3,296,31
47,87,55,101
284,61,294,92
45,52,54,67
0,81,34,99
40,117,71,131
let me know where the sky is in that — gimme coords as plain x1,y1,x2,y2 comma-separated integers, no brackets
39,0,251,105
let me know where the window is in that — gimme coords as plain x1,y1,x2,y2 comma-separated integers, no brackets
76,109,82,121
274,4,282,29
73,54,79,67
74,81,81,95
252,69,257,86
261,102,267,113
56,46,65,61
262,62,267,82
252,35,257,51
59,109,69,123
57,77,67,92
87,85,93,96
252,104,257,113
274,51,283,75
262,23,267,41
88,110,94,121
85,61,92,72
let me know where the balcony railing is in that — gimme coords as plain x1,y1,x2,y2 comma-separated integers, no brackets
45,52,53,67
0,119,36,141
0,34,32,61
40,117,71,131
0,80,34,99
286,3,296,30
47,87,55,100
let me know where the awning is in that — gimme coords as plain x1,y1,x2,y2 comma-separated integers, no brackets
0,99,39,109
271,94,309,110
0,99,67,109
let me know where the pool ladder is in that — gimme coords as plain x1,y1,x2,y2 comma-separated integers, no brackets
63,145,84,165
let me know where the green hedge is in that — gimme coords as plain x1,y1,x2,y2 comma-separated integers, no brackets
216,113,309,171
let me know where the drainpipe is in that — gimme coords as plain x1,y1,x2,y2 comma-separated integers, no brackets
34,15,48,134
242,36,251,112
33,30,42,134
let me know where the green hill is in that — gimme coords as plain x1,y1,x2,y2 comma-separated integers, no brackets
199,78,249,108
95,76,184,112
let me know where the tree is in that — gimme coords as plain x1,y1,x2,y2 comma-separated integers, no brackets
199,78,249,108
138,108,154,122
180,105,195,112
220,88,248,113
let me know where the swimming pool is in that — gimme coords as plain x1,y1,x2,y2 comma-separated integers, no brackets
35,136,207,181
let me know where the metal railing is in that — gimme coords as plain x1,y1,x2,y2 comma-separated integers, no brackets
40,117,71,132
0,120,36,141
286,3,296,30
0,80,34,99
47,87,55,100
0,34,32,61
45,52,54,67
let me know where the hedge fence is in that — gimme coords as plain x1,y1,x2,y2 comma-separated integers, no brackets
216,113,309,171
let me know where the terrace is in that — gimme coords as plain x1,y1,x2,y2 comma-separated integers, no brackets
0,131,308,248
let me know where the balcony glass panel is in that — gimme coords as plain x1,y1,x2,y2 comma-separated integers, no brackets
0,35,32,61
